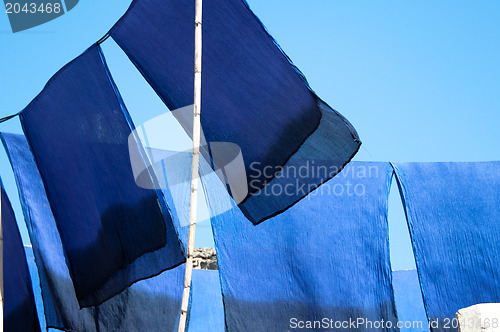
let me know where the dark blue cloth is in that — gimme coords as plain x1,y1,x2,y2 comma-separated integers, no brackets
392,270,429,332
2,181,41,332
109,0,361,225
393,162,500,332
1,132,186,331
18,44,185,307
208,162,397,331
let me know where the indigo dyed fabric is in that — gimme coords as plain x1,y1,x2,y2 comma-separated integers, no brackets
109,0,361,225
2,181,41,332
18,44,184,307
189,270,225,332
392,270,429,332
208,162,397,331
2,132,185,332
393,162,500,332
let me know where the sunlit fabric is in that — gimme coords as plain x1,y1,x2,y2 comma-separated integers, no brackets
393,162,500,332
208,162,397,331
109,0,361,225
2,181,41,332
1,132,186,332
392,270,429,332
24,247,47,331
18,44,184,307
189,270,225,332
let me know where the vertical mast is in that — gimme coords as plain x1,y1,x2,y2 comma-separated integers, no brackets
178,0,202,330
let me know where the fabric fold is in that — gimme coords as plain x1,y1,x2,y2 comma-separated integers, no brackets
18,44,184,307
393,162,500,332
2,180,41,332
109,0,361,225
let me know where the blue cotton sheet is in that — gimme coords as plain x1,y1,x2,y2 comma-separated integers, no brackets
2,181,41,332
2,132,186,332
393,162,500,332
208,162,398,331
392,270,429,332
189,270,225,332
109,0,361,225
17,44,185,307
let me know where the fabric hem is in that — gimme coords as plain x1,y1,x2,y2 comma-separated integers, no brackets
244,140,362,225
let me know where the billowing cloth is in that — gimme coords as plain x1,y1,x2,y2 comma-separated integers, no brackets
109,0,361,225
2,181,41,332
1,132,185,332
208,162,397,331
189,270,225,332
18,44,184,307
392,270,429,332
393,162,500,332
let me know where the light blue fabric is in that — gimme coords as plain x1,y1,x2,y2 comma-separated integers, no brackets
2,132,72,329
189,270,225,332
208,162,398,331
393,162,500,332
392,270,429,332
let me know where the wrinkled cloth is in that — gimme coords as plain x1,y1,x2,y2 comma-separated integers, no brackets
18,44,184,307
393,162,500,332
110,0,360,225
208,162,398,331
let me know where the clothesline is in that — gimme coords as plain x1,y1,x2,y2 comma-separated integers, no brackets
0,34,110,125
0,113,19,124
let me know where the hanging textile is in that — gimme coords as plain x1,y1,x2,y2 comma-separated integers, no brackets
2,133,68,329
208,161,397,331
393,162,500,332
189,270,225,332
392,270,429,332
1,132,186,332
2,180,41,332
109,0,361,225
18,44,184,307
24,246,48,331
94,268,185,332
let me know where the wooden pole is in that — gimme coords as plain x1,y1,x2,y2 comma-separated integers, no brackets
178,0,202,331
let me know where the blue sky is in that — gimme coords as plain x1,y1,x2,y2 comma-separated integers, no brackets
1,0,499,270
